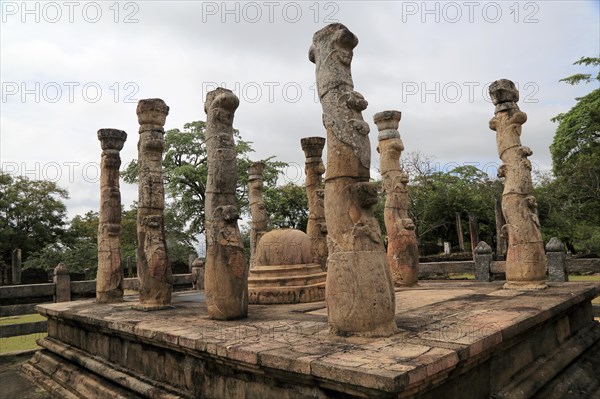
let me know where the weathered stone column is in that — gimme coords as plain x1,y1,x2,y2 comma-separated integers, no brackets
11,249,21,285
546,237,568,282
489,79,547,290
474,241,493,282
309,23,396,337
136,99,172,309
96,128,127,303
53,263,71,303
248,161,268,268
191,258,205,290
375,110,419,287
204,87,248,320
301,137,328,270
494,197,508,259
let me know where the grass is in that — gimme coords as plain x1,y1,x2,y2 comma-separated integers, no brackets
0,314,48,354
0,313,46,326
567,274,600,282
0,332,46,353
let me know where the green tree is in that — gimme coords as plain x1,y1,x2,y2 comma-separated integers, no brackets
542,56,600,253
122,121,287,241
0,173,69,278
263,183,308,231
381,152,504,253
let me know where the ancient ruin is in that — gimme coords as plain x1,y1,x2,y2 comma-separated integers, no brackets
96,128,127,303
489,79,547,290
247,150,326,304
309,23,396,336
204,87,248,319
375,110,419,286
248,228,326,304
248,161,268,268
301,136,328,270
135,99,173,309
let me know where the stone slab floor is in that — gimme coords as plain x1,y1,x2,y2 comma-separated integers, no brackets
10,281,600,398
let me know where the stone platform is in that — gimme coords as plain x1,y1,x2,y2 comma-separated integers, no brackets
248,263,326,304
23,281,599,398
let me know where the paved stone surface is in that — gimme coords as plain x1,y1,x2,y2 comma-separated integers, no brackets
16,281,600,398
0,352,51,399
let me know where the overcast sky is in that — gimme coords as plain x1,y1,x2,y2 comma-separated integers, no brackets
1,1,599,225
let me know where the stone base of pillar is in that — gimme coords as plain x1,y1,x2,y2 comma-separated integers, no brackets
248,263,326,304
503,281,548,290
326,251,397,337
131,304,175,311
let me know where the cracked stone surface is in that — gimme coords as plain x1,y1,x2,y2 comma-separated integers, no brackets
34,281,599,398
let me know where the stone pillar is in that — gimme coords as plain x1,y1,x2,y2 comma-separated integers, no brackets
443,242,451,255
126,256,133,278
301,137,328,270
136,99,172,309
248,161,268,268
546,237,568,282
188,253,197,272
191,258,205,290
204,87,248,320
375,110,419,287
468,214,479,256
53,262,71,303
494,197,508,259
96,128,127,303
456,213,465,252
489,79,547,290
474,241,493,282
11,249,21,285
309,23,396,337
47,269,53,283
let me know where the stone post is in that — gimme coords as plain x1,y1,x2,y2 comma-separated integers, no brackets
474,241,493,282
47,269,53,283
375,110,419,287
546,237,568,282
494,197,508,259
191,258,205,290
300,137,328,270
248,161,268,268
126,256,133,278
489,79,547,290
188,253,197,272
468,214,479,256
204,87,248,320
96,128,127,303
456,213,465,252
11,249,21,285
53,262,71,303
309,23,396,337
136,99,172,309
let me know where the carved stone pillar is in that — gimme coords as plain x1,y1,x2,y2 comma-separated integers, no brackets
375,110,419,287
96,128,127,303
248,161,268,268
136,98,172,309
301,136,328,270
204,87,248,320
309,23,396,337
488,79,547,290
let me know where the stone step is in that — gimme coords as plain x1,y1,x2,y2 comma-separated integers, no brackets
249,263,324,278
248,272,326,288
248,282,326,304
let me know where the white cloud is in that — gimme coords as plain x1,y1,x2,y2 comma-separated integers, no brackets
1,0,598,219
